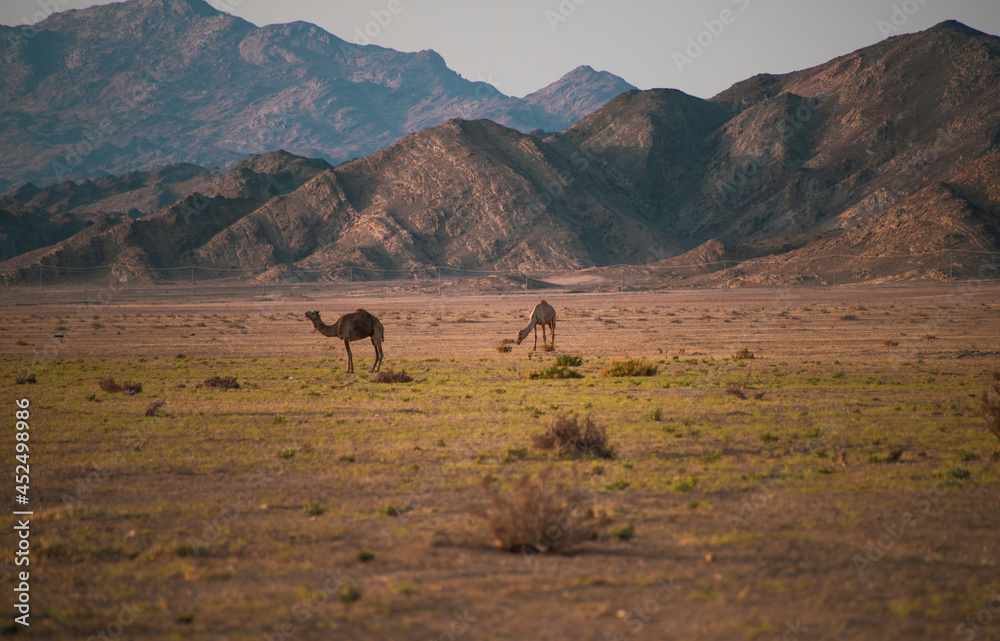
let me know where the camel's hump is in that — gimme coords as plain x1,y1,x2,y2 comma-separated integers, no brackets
354,308,371,314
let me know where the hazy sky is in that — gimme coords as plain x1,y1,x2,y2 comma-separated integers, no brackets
2,0,999,98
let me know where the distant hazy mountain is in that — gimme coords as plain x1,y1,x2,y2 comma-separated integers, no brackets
2,20,999,285
0,0,635,193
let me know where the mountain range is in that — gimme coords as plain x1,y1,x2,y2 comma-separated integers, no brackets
1,12,999,286
0,0,635,193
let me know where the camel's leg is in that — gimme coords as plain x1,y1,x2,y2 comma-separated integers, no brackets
541,324,547,347
344,340,354,373
533,326,538,350
550,321,555,348
371,338,382,372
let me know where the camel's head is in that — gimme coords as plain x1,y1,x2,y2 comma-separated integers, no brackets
304,311,320,322
515,328,528,345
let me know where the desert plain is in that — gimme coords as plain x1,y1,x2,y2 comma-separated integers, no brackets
2,280,999,640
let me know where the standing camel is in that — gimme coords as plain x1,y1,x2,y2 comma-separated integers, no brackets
305,310,384,373
516,300,556,350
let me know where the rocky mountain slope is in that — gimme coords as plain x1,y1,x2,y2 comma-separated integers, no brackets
0,0,634,192
2,21,999,285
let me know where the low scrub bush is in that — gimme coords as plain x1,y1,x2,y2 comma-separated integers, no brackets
495,344,513,353
478,471,603,552
599,357,657,377
204,375,240,390
532,414,614,458
526,365,583,380
553,354,583,367
371,369,413,383
144,399,165,417
99,377,122,393
731,347,754,361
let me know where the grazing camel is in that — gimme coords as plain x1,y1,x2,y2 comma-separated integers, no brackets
516,300,556,350
305,309,384,373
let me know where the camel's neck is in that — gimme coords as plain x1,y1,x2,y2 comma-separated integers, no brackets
311,317,338,337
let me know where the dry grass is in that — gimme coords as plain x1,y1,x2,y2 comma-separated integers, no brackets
531,414,614,458
598,357,657,377
15,370,36,384
204,375,240,390
982,371,1000,441
371,369,413,383
479,471,603,553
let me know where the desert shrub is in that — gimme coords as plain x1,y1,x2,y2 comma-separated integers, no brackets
122,381,142,395
526,365,583,380
478,471,603,552
371,369,413,383
553,354,583,367
599,357,657,377
541,343,556,352
15,371,36,385
731,347,754,361
725,386,764,400
532,414,614,458
884,339,899,347
204,376,240,390
495,344,513,353
839,314,859,321
99,377,123,393
144,399,165,417
982,371,1000,441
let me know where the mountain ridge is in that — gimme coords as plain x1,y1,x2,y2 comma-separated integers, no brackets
0,0,636,192
2,19,999,286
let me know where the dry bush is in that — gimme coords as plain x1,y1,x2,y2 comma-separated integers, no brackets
840,314,859,321
144,399,165,417
731,347,754,361
122,381,143,395
599,357,658,377
495,344,513,353
883,339,899,347
553,354,583,367
99,377,123,393
725,386,763,400
532,414,614,458
982,371,1000,441
15,370,36,385
479,471,603,553
725,386,747,400
371,369,413,383
204,376,240,390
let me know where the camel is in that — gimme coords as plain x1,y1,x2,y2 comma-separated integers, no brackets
305,309,384,373
516,300,556,350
